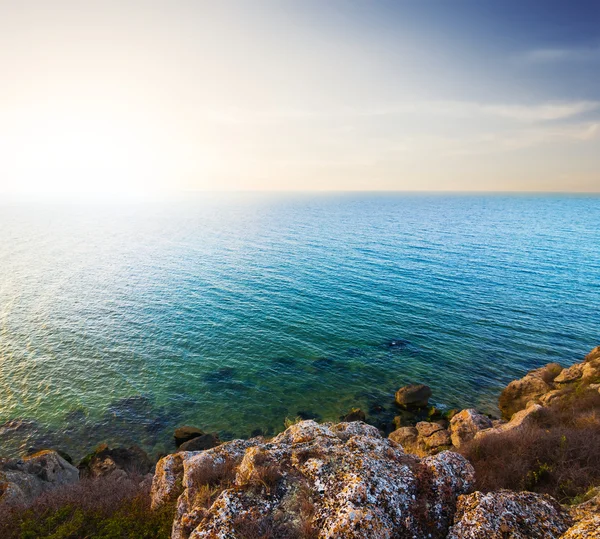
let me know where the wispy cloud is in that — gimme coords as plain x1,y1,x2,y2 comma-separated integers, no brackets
199,100,600,125
481,101,600,122
520,44,600,64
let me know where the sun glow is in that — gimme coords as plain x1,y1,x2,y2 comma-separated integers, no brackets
0,103,174,199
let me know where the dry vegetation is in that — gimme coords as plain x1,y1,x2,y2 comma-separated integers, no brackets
0,475,174,539
460,387,600,503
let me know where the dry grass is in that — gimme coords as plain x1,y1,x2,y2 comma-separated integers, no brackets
0,474,174,539
460,389,600,503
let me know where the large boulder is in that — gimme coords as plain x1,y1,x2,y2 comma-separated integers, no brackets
498,364,560,419
447,490,571,538
395,384,432,409
152,420,475,539
449,409,492,448
78,444,153,479
0,450,79,505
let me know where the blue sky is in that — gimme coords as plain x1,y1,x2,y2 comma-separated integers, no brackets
0,0,598,194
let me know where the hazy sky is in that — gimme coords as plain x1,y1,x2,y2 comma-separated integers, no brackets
1,0,599,195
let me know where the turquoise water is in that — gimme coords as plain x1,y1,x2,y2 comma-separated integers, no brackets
0,193,599,459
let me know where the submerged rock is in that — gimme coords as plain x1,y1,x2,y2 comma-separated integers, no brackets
340,408,366,422
152,420,475,539
78,444,153,479
174,426,204,448
448,490,571,538
0,450,79,505
395,383,432,409
179,433,220,452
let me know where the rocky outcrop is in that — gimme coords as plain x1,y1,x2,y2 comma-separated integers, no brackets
448,490,571,538
395,383,432,408
449,409,493,448
0,450,79,505
388,421,452,456
498,363,562,419
78,444,153,479
152,420,475,538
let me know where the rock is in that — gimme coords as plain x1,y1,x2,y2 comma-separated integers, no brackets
499,373,552,419
0,450,79,505
540,389,565,406
448,490,571,538
450,409,493,448
424,428,452,450
340,408,366,422
474,403,544,443
388,426,418,448
78,444,153,479
584,346,600,363
561,515,600,538
529,362,564,384
179,433,221,452
416,421,444,437
563,489,600,538
395,384,432,409
174,426,204,448
555,364,584,385
152,420,475,539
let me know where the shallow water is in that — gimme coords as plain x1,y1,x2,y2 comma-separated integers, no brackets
1,193,599,459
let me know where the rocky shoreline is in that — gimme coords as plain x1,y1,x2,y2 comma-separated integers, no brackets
1,346,599,538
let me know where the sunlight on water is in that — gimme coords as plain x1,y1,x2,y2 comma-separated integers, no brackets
0,193,599,458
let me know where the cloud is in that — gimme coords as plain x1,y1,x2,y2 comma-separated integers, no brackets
198,100,600,125
520,45,600,64
481,101,600,122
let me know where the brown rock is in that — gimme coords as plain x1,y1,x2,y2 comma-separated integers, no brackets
555,363,584,385
450,409,493,448
388,426,418,448
528,362,564,384
423,429,452,450
395,384,432,409
174,425,204,448
416,421,444,438
78,445,153,479
340,408,366,422
179,433,220,451
499,374,551,419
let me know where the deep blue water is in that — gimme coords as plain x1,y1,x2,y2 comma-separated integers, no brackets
0,193,599,458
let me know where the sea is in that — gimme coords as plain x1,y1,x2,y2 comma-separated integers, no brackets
0,193,599,459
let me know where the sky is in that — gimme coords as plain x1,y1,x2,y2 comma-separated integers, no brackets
0,0,599,196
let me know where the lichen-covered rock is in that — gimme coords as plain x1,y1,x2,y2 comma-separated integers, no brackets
0,450,79,505
153,420,475,539
449,409,492,448
562,490,600,538
448,490,571,538
561,515,600,538
395,384,432,409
